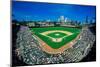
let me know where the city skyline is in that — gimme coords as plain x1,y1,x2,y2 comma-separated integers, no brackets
12,1,96,23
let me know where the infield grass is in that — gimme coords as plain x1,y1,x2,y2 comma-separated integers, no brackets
47,32,67,38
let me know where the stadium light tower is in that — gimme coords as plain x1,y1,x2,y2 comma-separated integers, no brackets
85,16,89,24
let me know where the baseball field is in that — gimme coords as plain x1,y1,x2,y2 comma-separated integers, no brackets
31,27,81,50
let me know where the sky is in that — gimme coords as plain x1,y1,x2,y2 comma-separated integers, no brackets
12,1,96,22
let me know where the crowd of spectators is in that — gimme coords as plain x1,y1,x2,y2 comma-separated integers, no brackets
15,26,95,65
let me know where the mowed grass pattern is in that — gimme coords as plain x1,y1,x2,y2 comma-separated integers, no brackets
31,27,81,49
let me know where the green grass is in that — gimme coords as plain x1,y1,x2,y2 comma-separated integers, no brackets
47,32,67,38
30,27,81,49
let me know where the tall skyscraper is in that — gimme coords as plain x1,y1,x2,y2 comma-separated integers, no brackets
58,16,65,25
60,16,65,22
65,17,68,22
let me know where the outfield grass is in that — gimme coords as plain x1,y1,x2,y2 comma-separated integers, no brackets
31,27,81,49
